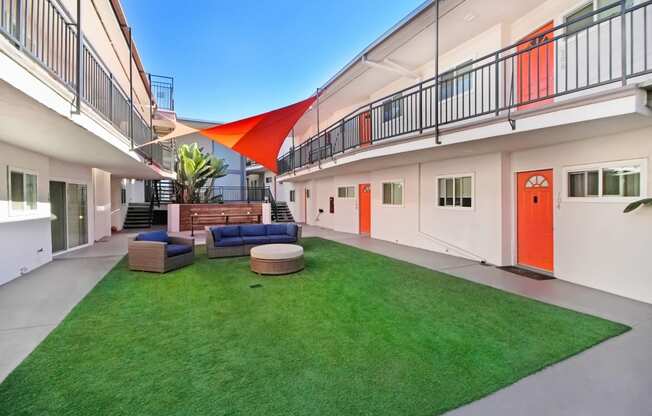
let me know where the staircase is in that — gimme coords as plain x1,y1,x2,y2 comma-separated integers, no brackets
123,203,153,229
272,201,295,223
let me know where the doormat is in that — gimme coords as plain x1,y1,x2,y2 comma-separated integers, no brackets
497,266,555,281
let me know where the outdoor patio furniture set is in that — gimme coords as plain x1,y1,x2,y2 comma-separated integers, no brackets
128,223,303,275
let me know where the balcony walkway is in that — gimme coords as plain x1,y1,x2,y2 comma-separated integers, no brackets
0,226,650,414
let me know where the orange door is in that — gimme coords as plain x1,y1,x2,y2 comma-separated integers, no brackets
517,170,554,272
358,184,371,234
358,111,372,147
518,22,554,110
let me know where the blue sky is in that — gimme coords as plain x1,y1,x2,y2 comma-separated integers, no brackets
123,0,423,122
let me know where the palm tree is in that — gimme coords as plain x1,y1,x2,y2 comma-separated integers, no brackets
174,143,228,203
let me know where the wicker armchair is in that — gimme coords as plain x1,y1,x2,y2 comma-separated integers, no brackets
128,235,195,273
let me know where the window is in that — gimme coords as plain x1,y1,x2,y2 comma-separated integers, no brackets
289,190,295,202
265,177,272,184
8,168,37,215
437,175,473,208
382,181,403,206
439,61,473,101
568,170,599,197
567,161,643,199
382,94,403,122
337,186,355,199
566,1,633,34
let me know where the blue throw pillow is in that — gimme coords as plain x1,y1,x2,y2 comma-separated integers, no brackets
135,230,169,243
286,224,298,237
240,224,267,236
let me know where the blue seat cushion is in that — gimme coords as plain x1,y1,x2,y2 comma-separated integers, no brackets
268,235,296,244
242,236,270,245
136,230,169,243
266,224,288,236
286,224,298,237
215,237,244,247
240,224,267,237
166,244,192,257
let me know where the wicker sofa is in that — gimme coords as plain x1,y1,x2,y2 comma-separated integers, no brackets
128,230,195,273
206,223,301,258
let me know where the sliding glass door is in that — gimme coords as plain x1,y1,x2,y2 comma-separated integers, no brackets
66,183,88,249
50,181,67,253
49,181,88,253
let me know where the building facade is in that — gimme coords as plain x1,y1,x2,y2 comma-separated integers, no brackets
275,0,652,304
0,0,175,285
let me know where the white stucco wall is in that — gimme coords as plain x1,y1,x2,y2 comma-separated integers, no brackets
93,168,112,241
511,127,652,304
0,142,102,286
0,142,52,285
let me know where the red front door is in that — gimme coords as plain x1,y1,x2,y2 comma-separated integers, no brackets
358,111,372,147
358,184,371,234
517,170,554,272
518,22,554,110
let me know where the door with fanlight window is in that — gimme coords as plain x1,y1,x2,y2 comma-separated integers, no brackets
517,170,554,272
358,184,371,234
518,22,554,110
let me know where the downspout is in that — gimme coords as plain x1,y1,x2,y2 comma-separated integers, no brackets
128,26,134,149
74,0,82,114
434,0,441,144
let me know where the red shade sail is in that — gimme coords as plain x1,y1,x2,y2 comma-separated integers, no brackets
199,95,317,173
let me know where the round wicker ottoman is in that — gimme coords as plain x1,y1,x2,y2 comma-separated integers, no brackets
250,244,304,275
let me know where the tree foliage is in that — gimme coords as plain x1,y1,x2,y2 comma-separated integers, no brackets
174,143,228,203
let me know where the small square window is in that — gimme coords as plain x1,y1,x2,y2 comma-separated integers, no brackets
382,182,403,206
289,190,295,202
337,186,355,198
8,169,38,215
438,175,473,208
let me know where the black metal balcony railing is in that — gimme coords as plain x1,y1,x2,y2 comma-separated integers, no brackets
150,74,174,111
146,180,276,205
278,0,652,175
0,0,173,172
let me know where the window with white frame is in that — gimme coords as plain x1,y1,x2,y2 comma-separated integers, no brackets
337,186,355,199
567,161,643,198
382,181,403,206
438,175,473,208
8,168,38,214
439,60,473,101
289,190,295,202
382,94,403,122
566,0,633,34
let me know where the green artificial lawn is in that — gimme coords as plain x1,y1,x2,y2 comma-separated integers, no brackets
0,238,629,416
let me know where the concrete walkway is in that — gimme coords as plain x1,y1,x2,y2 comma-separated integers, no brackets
1,225,650,415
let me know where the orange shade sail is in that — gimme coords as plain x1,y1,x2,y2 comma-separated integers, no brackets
199,95,317,173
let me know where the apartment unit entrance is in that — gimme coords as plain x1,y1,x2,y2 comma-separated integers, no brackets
516,170,554,272
518,21,554,110
358,183,371,234
358,111,372,147
50,181,88,253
